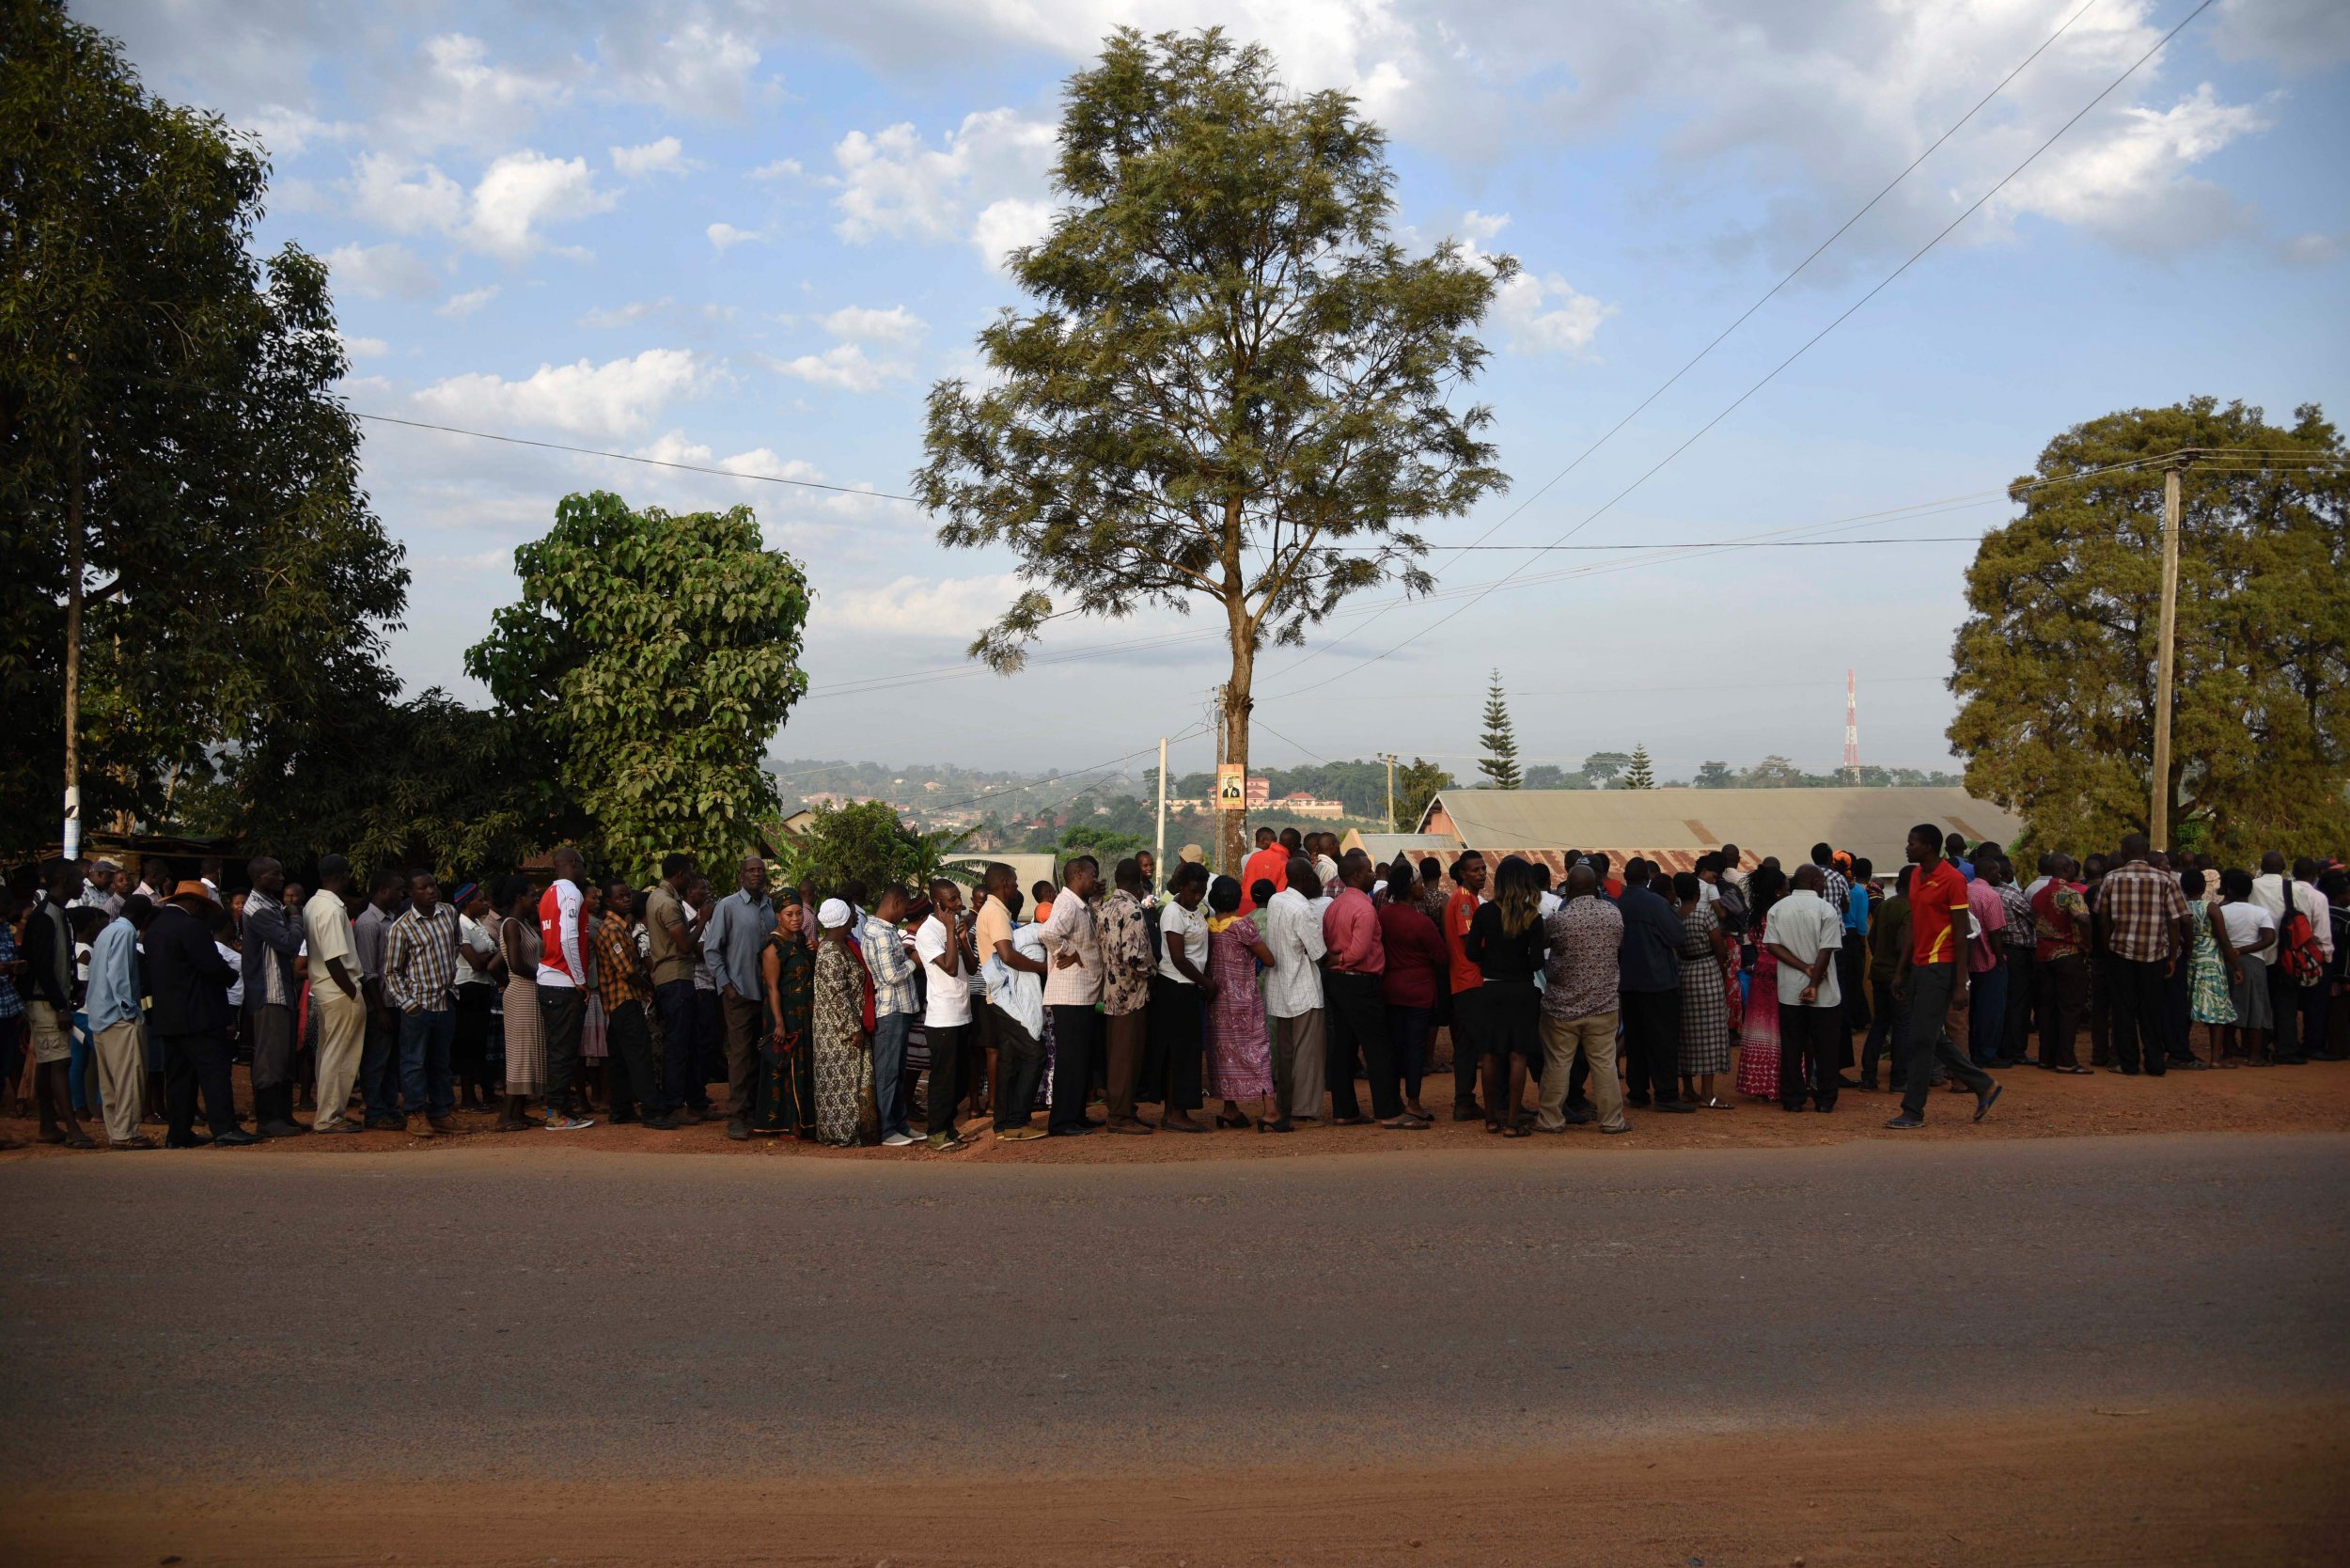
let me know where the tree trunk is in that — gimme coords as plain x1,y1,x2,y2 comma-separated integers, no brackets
62,432,83,861
1216,604,1255,878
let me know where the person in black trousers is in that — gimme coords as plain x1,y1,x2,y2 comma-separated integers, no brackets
1615,859,1695,1113
145,885,258,1148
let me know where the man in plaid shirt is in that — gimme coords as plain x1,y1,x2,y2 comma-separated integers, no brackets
2092,834,2191,1077
384,871,461,1133
860,886,922,1147
597,878,673,1129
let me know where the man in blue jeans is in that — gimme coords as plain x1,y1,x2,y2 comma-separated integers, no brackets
859,885,922,1148
644,854,709,1121
384,871,461,1134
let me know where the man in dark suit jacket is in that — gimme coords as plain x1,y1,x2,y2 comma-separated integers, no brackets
146,883,258,1148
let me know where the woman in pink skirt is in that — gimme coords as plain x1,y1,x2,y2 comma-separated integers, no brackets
1735,867,1787,1101
1203,876,1279,1130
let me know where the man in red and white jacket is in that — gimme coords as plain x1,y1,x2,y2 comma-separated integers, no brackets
536,846,593,1130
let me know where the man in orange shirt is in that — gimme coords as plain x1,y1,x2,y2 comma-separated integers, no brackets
1887,823,1999,1129
1443,851,1487,1121
1239,826,1289,915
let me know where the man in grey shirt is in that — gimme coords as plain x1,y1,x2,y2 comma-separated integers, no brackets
352,868,405,1128
700,856,774,1141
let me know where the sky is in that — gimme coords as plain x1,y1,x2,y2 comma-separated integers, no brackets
82,0,2350,791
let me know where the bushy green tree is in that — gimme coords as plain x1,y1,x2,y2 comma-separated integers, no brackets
466,492,811,882
1950,399,2348,855
917,27,1511,873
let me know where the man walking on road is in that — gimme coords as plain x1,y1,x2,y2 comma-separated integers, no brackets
1887,824,2000,1129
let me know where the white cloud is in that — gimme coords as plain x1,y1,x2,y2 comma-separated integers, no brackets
243,104,351,159
1460,209,1512,242
338,335,391,360
581,296,673,328
707,221,763,252
413,348,704,438
1987,84,2271,252
347,152,466,235
763,343,900,394
1496,269,1615,355
326,242,439,301
467,150,618,259
2215,0,2350,71
829,106,1058,264
814,572,1026,635
436,285,500,320
612,135,695,178
749,158,804,181
638,430,824,485
603,20,763,118
380,33,570,154
820,305,927,346
2280,231,2346,265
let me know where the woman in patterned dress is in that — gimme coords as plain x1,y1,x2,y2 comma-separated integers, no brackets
1735,867,1787,1101
1672,871,1733,1107
2182,869,2235,1056
494,877,544,1131
756,901,818,1137
573,885,607,1114
1202,876,1279,1130
811,900,875,1146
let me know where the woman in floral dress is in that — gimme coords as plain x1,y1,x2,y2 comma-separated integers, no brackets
756,901,818,1137
1735,868,1787,1101
1202,876,1278,1130
2182,868,2235,1053
811,901,875,1146
1672,872,1733,1108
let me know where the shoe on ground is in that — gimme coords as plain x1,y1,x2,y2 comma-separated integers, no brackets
1600,1123,1634,1135
1836,1075,1862,1089
927,1133,974,1152
212,1128,261,1147
256,1120,308,1138
366,1117,407,1132
1560,1108,1594,1125
1884,1114,1925,1129
109,1136,156,1150
994,1125,1045,1142
428,1116,458,1134
1106,1117,1154,1135
1450,1101,1482,1122
724,1119,750,1141
314,1119,366,1135
639,1113,680,1130
882,1130,920,1147
544,1114,594,1131
1048,1123,1094,1137
1975,1082,2004,1122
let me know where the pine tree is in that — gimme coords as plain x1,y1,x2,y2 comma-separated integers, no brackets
1622,743,1655,790
1479,669,1521,790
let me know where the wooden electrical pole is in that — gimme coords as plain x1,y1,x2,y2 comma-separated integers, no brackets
1153,735,1167,897
1378,752,1399,832
2150,460,2185,849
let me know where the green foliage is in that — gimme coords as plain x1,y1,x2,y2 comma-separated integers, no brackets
916,26,1510,869
1949,399,2349,855
465,492,811,883
1478,670,1520,791
1395,756,1453,829
796,800,979,892
1582,751,1630,785
0,0,406,853
1622,744,1655,790
1694,760,1736,789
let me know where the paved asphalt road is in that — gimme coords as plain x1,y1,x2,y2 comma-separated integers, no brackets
3,1134,2342,1486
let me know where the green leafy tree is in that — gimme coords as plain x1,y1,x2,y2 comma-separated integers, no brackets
1950,399,2348,855
1478,670,1521,790
1622,743,1656,790
1743,755,1804,788
466,492,811,882
1693,760,1735,789
1583,750,1630,787
0,0,406,855
1396,756,1453,829
916,27,1512,873
801,800,920,891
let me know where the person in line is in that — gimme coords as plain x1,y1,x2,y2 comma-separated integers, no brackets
1734,867,1788,1102
530,848,595,1132
645,854,709,1124
701,855,773,1141
2094,834,2191,1079
1464,855,1544,1137
1145,860,1214,1133
23,861,96,1148
1203,875,1281,1131
149,883,253,1148
1859,867,1912,1090
2182,868,2236,1062
2215,868,2276,1065
974,865,1048,1137
2249,853,2326,1064
1616,859,1694,1114
1324,850,1422,1130
384,870,463,1135
1039,856,1104,1138
594,876,671,1130
1887,824,2001,1129
1841,855,1874,1055
1239,826,1287,915
810,900,875,1146
450,883,502,1112
1536,864,1627,1136
1097,858,1156,1135
83,897,151,1148
1963,856,2010,1070
303,857,368,1134
913,879,973,1151
1261,857,1326,1132
351,868,406,1130
1671,871,1733,1109
858,885,923,1148
238,856,307,1137
1377,867,1448,1121
2030,855,2093,1075
491,878,544,1132
1441,851,1488,1122
754,899,818,1137
1766,865,1844,1113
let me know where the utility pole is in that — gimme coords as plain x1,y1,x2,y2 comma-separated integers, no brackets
1377,752,1399,832
2150,459,2185,849
1153,734,1167,898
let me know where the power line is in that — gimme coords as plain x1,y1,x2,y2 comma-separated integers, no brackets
1255,0,2221,704
353,412,926,505
1264,0,2113,683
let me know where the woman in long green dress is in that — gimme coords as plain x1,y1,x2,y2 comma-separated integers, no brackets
2183,869,2235,1049
812,902,876,1147
756,902,819,1138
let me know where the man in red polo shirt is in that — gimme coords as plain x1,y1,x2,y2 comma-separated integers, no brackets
1239,826,1289,915
1443,851,1487,1121
1888,823,2000,1129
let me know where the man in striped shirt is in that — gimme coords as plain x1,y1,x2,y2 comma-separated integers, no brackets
597,878,673,1130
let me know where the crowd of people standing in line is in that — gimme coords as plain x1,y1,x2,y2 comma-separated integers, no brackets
2,821,2343,1152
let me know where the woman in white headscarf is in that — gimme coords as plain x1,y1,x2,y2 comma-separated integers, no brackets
812,899,876,1146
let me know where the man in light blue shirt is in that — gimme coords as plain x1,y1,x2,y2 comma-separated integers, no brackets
699,857,773,1140
85,907,152,1148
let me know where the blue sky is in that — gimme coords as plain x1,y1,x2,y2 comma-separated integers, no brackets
83,0,2350,786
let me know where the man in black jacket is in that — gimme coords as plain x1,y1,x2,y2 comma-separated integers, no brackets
147,882,258,1148
21,859,96,1148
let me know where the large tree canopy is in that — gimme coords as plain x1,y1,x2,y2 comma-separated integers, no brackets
466,492,811,882
1949,398,2349,856
916,27,1510,870
0,0,406,855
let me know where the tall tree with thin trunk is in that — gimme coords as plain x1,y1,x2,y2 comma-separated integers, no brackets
916,27,1511,871
1478,670,1521,791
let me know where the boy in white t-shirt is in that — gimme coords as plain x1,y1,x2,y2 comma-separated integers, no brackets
915,878,977,1152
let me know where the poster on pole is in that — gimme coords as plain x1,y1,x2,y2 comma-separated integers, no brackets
1215,763,1246,811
